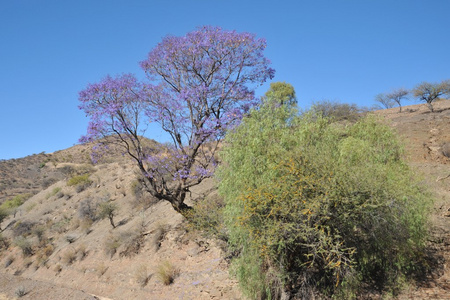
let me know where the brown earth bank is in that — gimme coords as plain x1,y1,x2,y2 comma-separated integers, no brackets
0,100,450,299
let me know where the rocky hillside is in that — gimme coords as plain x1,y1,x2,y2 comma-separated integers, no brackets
0,100,449,299
0,143,239,299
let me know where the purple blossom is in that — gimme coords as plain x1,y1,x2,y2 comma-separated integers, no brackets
78,26,274,211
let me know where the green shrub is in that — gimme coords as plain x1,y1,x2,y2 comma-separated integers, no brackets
185,193,226,240
67,174,92,192
0,193,32,210
218,102,432,298
97,201,118,229
46,187,62,199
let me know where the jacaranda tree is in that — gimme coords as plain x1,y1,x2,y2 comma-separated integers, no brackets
79,26,274,212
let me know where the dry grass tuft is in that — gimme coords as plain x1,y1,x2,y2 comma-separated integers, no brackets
134,265,151,287
155,260,179,285
61,248,77,265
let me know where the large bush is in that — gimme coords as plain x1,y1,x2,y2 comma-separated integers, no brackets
218,103,431,299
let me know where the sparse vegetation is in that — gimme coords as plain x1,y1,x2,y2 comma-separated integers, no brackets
14,237,33,256
0,193,33,218
12,221,36,238
96,262,108,277
310,100,367,122
134,265,150,287
46,187,62,199
67,174,92,192
51,216,71,234
155,260,178,285
97,201,118,229
103,234,121,258
375,88,409,112
78,198,97,223
54,264,62,273
150,223,169,251
61,248,77,265
413,79,450,112
35,244,54,267
25,202,37,212
77,243,88,260
185,193,226,240
65,234,77,244
32,225,46,243
130,178,157,210
119,230,145,257
15,286,27,297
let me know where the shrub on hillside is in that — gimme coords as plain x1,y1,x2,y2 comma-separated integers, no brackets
0,193,32,212
14,237,33,256
97,201,118,229
78,199,97,223
12,221,36,238
219,102,432,299
130,178,158,210
310,100,368,122
185,193,226,240
67,174,92,192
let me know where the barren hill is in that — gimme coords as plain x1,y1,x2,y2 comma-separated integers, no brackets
0,101,450,299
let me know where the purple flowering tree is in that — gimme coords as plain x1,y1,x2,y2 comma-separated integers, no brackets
79,26,274,213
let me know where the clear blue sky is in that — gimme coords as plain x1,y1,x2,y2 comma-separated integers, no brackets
1,0,449,159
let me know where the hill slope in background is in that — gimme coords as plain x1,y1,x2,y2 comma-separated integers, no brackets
0,101,449,299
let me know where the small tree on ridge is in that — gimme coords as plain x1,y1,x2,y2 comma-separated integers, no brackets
413,80,450,112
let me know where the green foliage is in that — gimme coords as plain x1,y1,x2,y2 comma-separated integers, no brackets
264,81,297,106
67,174,91,186
413,79,450,112
46,187,62,199
97,201,118,228
218,102,432,298
0,193,32,210
67,174,92,192
185,193,226,239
